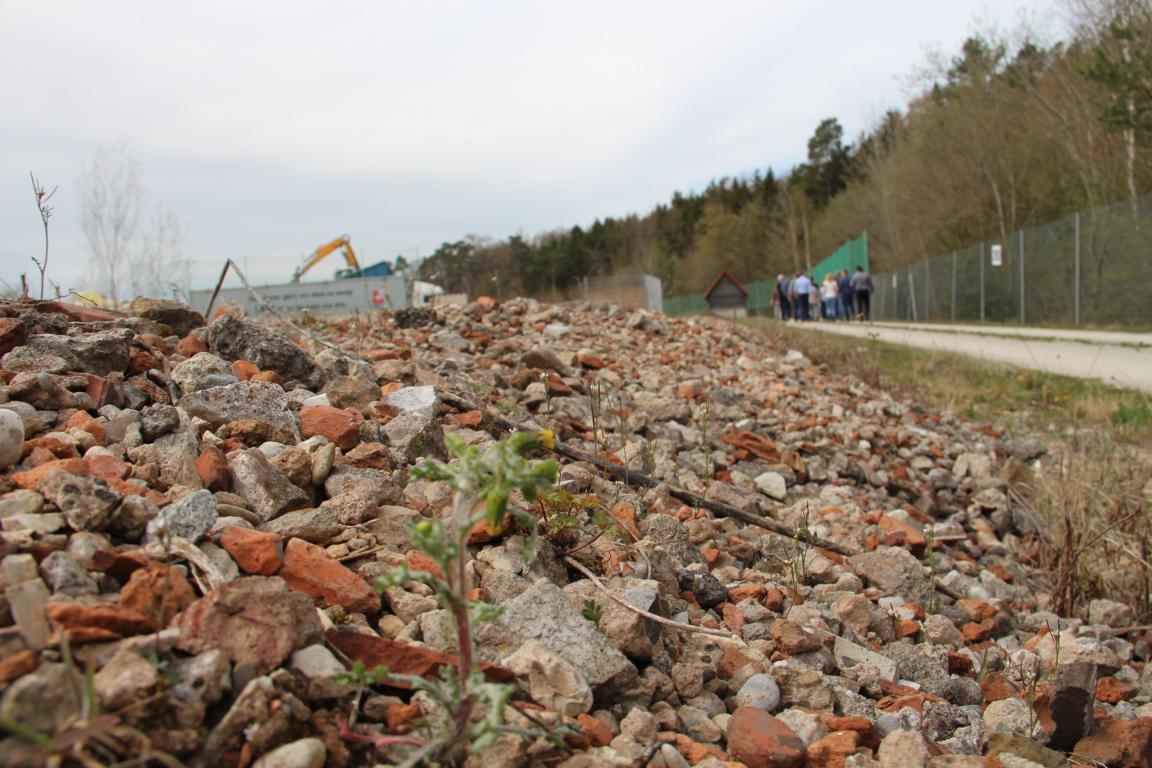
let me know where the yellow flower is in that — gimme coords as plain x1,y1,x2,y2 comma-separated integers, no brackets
539,428,556,450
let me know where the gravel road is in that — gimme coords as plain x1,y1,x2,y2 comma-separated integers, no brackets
798,320,1152,393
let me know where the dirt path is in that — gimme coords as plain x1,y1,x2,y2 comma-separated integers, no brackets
797,320,1152,393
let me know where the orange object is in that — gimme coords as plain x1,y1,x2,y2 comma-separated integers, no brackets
291,235,360,282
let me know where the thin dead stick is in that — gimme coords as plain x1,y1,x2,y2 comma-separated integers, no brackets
338,543,391,563
440,389,856,557
203,260,231,319
563,556,739,641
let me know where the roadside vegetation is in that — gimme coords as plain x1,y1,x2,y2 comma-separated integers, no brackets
753,318,1152,622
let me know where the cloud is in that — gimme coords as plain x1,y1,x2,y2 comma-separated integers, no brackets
0,0,1055,292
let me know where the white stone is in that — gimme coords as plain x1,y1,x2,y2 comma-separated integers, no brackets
0,408,23,469
754,471,788,501
953,452,993,480
93,650,160,711
1088,598,1134,628
834,636,898,681
776,708,828,747
564,578,660,662
505,639,593,717
290,644,345,680
2,512,65,534
251,737,326,768
618,707,659,747
384,385,438,416
983,696,1040,737
734,673,781,712
5,578,51,650
877,729,932,767
0,489,43,518
144,489,218,544
475,580,633,688
659,742,691,768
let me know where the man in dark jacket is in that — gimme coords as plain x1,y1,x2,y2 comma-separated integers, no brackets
837,270,854,321
774,275,791,320
850,266,873,320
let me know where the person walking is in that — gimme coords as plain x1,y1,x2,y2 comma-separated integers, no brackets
837,270,854,320
790,271,813,321
850,266,874,320
821,273,839,320
773,274,791,321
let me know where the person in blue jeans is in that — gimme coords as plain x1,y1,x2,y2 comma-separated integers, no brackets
790,272,813,321
837,270,855,320
820,274,839,320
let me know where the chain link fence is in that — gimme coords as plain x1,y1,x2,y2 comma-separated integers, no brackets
873,194,1152,326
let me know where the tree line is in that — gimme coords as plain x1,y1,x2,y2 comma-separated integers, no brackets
418,0,1151,300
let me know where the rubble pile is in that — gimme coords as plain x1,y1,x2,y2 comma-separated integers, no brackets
0,295,1148,767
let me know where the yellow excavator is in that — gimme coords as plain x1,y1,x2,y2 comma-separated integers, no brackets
291,235,361,282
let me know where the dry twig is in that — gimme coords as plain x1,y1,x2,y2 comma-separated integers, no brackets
563,555,739,641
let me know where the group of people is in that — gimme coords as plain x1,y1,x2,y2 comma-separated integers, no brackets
772,266,873,322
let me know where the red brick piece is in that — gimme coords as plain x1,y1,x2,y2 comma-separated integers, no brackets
219,526,284,575
727,706,805,768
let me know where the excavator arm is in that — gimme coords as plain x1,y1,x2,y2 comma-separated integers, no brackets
291,236,361,282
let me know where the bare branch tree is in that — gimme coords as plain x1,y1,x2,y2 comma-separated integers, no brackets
81,141,143,306
131,203,192,300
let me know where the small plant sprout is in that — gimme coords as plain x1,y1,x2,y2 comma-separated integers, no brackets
976,647,991,683
1017,652,1042,737
612,393,631,488
1046,618,1063,674
334,661,392,728
589,380,605,455
535,487,615,556
791,502,813,587
29,172,57,301
588,380,610,489
923,526,938,611
582,599,604,627
540,371,553,422
371,430,560,763
698,405,711,485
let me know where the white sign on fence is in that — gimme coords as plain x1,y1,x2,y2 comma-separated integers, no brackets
990,244,1003,267
189,275,411,318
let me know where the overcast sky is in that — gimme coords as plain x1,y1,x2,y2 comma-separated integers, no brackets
1,1,1059,295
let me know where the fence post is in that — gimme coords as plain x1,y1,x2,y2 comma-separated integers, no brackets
980,242,985,322
1019,229,1025,324
1074,211,1081,326
908,267,918,322
924,258,931,321
951,251,957,322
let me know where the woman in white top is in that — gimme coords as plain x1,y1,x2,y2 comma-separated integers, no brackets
821,274,839,320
